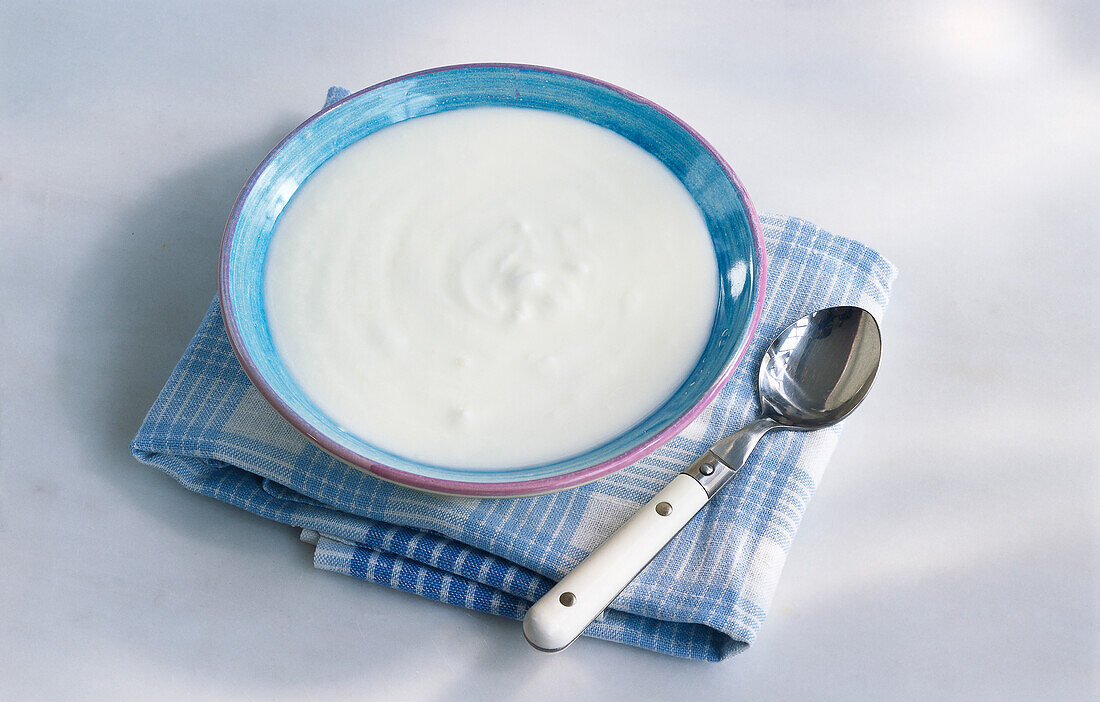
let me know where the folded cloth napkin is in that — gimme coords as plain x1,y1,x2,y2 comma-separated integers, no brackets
131,89,897,661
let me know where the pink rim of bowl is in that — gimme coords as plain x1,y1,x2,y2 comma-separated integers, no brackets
220,63,767,497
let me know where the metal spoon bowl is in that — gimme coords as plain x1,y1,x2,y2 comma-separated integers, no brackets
523,306,883,653
761,305,882,427
701,305,881,484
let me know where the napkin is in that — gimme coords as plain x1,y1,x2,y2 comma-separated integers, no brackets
130,90,897,661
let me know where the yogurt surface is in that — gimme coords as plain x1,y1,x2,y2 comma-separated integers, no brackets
264,107,718,469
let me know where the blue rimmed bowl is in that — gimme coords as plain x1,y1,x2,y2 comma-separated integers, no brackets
220,63,766,497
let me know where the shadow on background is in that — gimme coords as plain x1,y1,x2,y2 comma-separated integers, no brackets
66,124,293,456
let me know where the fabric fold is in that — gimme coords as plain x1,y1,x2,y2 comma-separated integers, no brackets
132,211,895,661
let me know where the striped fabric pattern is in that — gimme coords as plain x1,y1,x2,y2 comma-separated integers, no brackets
131,209,895,660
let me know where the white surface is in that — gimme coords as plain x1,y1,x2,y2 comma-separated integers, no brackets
524,474,711,652
264,106,718,469
1,1,1096,699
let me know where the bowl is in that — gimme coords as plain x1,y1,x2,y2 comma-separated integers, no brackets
220,63,766,497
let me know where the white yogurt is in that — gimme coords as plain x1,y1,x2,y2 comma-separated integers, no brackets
264,107,718,469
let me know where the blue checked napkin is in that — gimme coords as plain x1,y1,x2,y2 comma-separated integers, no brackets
131,89,897,661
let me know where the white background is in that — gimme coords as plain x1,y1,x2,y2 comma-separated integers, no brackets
2,1,1096,699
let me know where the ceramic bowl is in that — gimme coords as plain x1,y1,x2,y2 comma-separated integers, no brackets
220,63,766,497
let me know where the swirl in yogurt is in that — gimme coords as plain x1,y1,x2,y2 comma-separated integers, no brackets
265,107,718,469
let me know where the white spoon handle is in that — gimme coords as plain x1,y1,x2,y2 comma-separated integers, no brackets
522,474,709,652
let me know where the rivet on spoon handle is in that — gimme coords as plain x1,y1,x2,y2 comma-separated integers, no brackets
522,474,709,652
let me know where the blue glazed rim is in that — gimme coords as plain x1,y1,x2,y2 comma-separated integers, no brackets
220,63,767,497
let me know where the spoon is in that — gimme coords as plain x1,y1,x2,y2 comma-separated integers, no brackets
522,305,882,652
